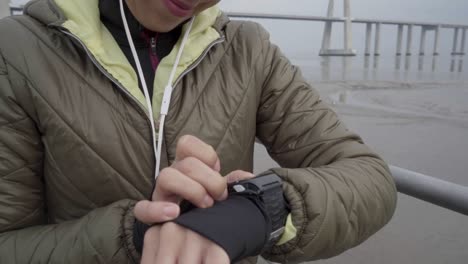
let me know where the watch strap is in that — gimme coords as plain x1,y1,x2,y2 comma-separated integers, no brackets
260,177,289,249
228,172,289,250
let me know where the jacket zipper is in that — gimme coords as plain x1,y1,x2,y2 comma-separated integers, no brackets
57,27,225,131
58,29,152,122
173,37,225,87
148,35,159,70
150,36,157,56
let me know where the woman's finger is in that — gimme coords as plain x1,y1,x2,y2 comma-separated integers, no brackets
175,135,220,172
154,167,214,208
134,200,180,224
225,170,255,184
178,229,204,264
141,226,160,264
172,157,227,201
155,222,185,264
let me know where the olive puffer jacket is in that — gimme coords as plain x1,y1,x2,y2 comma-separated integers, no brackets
0,0,397,263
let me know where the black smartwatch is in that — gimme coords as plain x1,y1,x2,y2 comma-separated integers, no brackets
228,172,289,250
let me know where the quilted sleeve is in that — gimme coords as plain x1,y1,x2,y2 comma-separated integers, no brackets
252,23,397,263
0,51,140,264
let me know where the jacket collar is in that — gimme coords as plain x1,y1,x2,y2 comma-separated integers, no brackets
99,0,145,47
24,0,228,116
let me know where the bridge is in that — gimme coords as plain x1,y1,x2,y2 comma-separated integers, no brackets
2,0,467,57
228,0,468,57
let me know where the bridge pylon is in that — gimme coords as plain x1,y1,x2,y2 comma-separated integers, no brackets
320,0,357,56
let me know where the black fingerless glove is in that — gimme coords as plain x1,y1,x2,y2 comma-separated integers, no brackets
133,219,150,253
173,195,271,262
133,174,289,261
132,195,271,260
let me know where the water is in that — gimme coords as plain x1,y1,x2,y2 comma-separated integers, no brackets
250,20,468,264
293,55,466,82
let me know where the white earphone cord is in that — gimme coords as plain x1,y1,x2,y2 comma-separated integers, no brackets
119,0,195,180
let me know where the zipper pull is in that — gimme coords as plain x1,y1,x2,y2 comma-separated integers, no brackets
150,36,157,56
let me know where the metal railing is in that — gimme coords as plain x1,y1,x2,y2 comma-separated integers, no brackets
227,10,468,57
390,166,468,216
227,11,468,29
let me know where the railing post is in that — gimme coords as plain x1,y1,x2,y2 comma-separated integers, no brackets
406,24,413,56
433,25,440,56
405,53,411,70
395,54,402,70
452,28,460,55
364,56,370,70
365,23,372,56
396,24,404,56
320,0,356,56
432,55,438,72
418,55,424,71
343,0,353,50
374,23,381,56
419,26,427,55
373,53,380,69
321,57,331,81
320,0,334,54
460,28,467,55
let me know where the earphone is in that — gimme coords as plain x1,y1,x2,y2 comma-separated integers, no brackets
119,0,195,180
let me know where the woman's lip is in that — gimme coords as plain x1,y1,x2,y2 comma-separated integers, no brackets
171,0,192,10
162,0,193,18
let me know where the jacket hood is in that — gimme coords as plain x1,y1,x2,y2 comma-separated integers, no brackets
23,0,229,116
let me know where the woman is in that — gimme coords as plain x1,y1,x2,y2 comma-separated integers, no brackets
0,0,397,263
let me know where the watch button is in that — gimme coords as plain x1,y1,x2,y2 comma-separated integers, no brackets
233,184,246,193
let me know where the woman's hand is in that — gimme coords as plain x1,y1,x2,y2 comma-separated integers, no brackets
141,222,229,264
153,135,228,208
133,135,254,263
